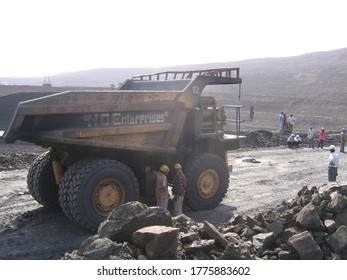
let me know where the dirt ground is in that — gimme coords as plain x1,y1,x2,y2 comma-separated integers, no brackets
1,142,346,260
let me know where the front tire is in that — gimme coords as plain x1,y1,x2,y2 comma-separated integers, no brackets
59,159,139,232
184,153,229,210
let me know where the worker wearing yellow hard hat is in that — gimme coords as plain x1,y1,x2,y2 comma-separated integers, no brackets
156,164,170,210
159,164,170,173
173,163,182,170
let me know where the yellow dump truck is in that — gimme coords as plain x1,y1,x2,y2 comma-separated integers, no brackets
4,68,245,231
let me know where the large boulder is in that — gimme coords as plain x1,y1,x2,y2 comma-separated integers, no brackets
132,225,178,259
295,203,324,231
267,220,284,239
288,231,323,260
328,192,347,213
252,232,276,250
98,201,172,241
202,221,228,248
326,226,347,253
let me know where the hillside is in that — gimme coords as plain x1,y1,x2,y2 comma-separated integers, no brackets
1,47,347,133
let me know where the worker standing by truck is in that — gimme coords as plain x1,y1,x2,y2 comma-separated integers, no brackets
156,165,170,210
172,163,186,216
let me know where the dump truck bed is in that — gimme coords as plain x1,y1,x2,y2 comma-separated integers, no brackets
4,68,242,154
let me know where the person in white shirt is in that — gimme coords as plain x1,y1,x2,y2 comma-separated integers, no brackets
308,127,315,148
287,134,295,148
328,145,339,182
294,134,302,148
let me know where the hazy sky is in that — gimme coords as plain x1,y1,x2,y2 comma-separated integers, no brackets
1,0,346,77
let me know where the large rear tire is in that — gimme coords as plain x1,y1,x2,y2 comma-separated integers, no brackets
184,153,229,210
27,151,60,211
59,159,139,232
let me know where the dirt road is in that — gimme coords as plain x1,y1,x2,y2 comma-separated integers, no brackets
1,144,346,259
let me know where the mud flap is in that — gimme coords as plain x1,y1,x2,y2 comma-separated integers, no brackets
227,163,233,172
225,152,233,172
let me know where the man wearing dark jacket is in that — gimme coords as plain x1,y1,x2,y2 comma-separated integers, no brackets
172,163,186,216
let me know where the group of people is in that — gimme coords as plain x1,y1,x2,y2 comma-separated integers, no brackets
307,127,346,152
155,163,186,216
279,112,296,133
306,127,327,149
287,134,302,148
284,122,346,182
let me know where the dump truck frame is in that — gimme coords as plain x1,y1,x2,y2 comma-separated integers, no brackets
4,68,245,231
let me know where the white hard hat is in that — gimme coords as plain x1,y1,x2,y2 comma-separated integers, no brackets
329,145,335,150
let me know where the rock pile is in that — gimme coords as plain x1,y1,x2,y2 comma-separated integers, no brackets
0,152,38,171
244,130,276,148
62,183,347,260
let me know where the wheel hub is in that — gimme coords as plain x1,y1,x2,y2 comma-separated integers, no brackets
197,168,219,199
93,179,125,216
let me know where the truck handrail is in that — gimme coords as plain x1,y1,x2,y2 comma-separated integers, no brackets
131,68,240,81
219,105,244,137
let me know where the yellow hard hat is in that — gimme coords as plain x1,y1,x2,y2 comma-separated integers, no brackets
174,163,182,170
159,165,170,173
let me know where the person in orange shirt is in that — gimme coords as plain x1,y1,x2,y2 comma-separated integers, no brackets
317,127,327,149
